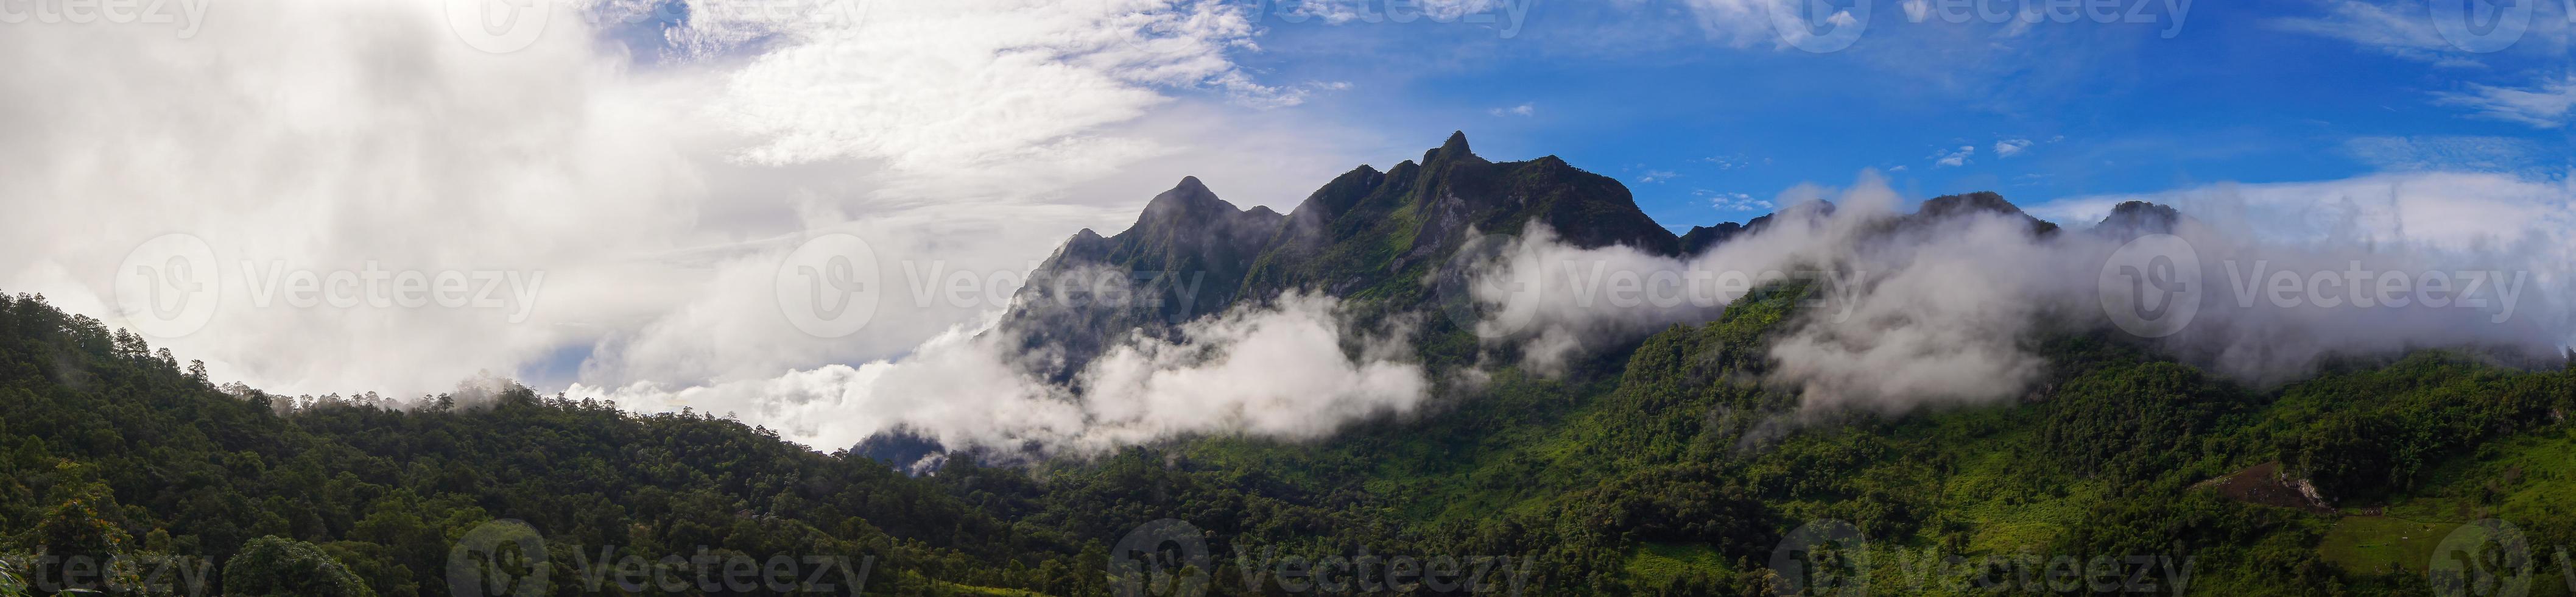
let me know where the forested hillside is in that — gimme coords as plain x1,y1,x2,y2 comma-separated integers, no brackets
5,281,2572,595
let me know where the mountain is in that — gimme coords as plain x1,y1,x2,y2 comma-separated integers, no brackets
1677,222,1744,255
2093,199,2186,238
1910,190,2061,235
8,134,2574,597
999,176,1284,380
1002,132,1682,377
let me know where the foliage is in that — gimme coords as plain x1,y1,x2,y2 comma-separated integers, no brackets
2,267,2572,597
219,537,371,597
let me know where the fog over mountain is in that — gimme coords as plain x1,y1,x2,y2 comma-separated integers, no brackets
1479,172,2572,415
575,135,2575,459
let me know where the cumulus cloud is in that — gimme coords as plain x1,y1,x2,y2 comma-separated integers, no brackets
0,0,1369,402
572,292,1429,457
1994,138,2033,157
1466,172,2576,414
1674,0,1854,49
1933,145,1976,167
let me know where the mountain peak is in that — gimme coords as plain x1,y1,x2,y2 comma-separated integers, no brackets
1423,130,1481,164
1916,191,2058,235
1919,191,2025,218
2094,200,2183,238
1136,176,1228,226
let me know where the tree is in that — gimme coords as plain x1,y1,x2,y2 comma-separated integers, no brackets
220,537,374,597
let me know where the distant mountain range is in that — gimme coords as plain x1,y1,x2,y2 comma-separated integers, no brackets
991,132,2177,383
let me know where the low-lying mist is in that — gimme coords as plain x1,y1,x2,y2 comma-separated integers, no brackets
581,171,2571,459
571,292,1429,460
1470,173,2573,414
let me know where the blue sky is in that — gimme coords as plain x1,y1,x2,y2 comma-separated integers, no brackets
1127,0,2575,231
13,0,2571,404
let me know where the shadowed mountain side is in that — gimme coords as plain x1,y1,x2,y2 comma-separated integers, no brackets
996,132,1682,380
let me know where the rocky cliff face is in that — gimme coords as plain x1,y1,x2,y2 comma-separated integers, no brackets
989,132,2151,383
998,132,1684,378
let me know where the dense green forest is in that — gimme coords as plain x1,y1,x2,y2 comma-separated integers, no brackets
3,282,2572,596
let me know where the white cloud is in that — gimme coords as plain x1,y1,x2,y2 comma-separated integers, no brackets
1699,190,1774,211
1993,138,2033,157
573,292,1429,456
1488,103,1536,116
2436,73,2576,128
0,0,1372,403
1638,169,1681,183
1932,145,1976,168
1673,0,1845,49
1476,171,2576,414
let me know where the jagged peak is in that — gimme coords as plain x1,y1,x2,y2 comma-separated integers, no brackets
2105,200,2180,222
1918,191,2025,217
1139,176,1228,220
2094,200,2184,236
1421,131,1483,165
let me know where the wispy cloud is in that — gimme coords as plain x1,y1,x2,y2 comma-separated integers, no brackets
1700,154,1762,169
1638,169,1680,183
1488,103,1536,116
2437,73,2576,128
1697,189,1775,211
1932,145,1976,168
2343,135,2552,172
2271,1,2488,67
